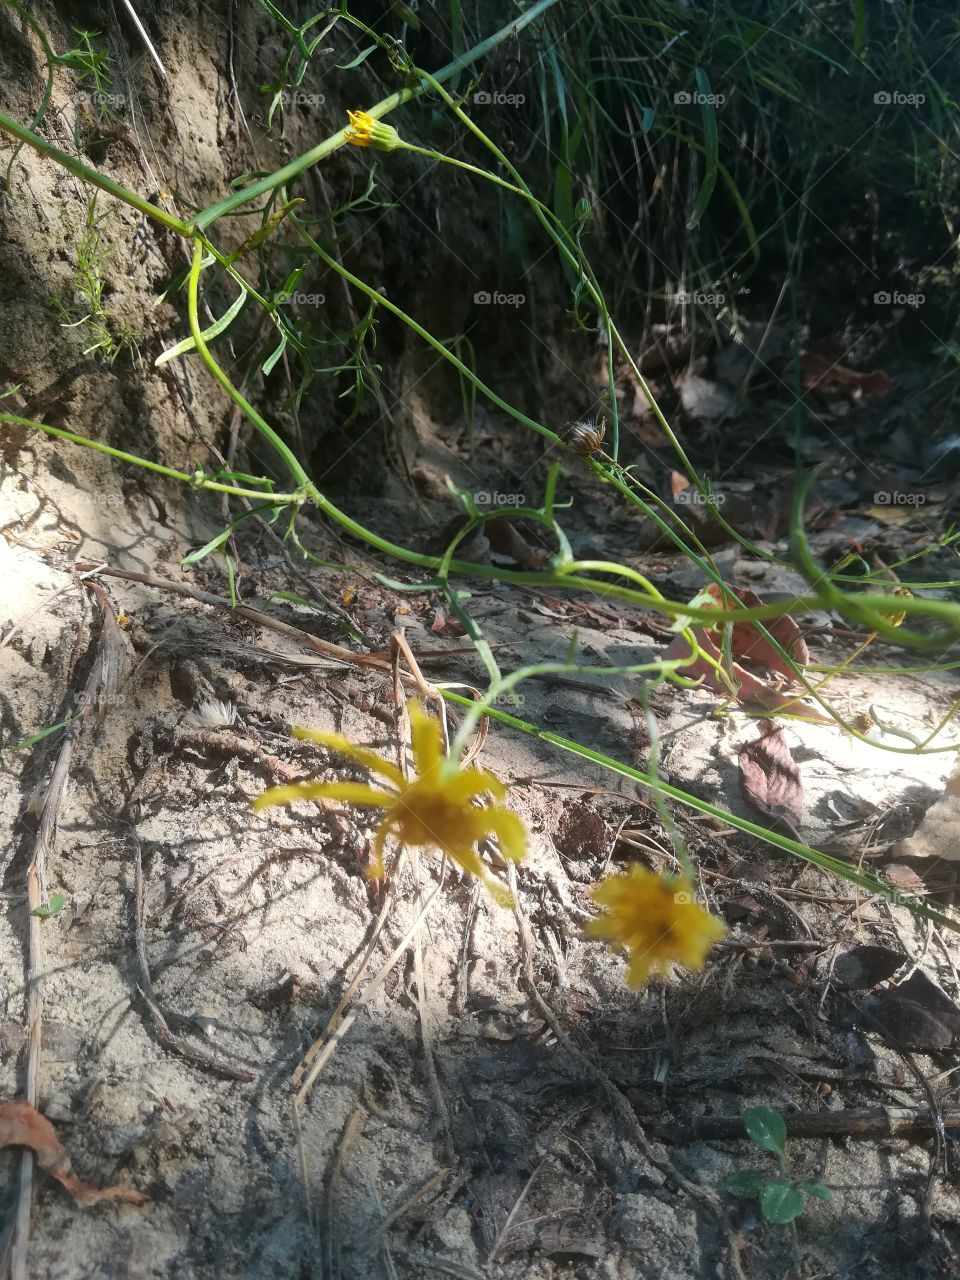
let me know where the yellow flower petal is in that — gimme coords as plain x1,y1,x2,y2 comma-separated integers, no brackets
587,864,726,987
253,781,395,811
367,817,394,879
408,700,442,776
482,808,527,862
443,768,507,803
255,699,528,904
292,726,404,787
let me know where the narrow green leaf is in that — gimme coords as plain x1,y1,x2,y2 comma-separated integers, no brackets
181,528,232,566
852,0,866,58
760,1181,806,1224
743,1107,788,1158
686,67,718,230
722,1170,766,1197
336,44,377,70
156,291,246,366
261,331,287,377
7,717,78,752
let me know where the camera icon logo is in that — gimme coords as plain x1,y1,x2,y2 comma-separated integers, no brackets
874,291,891,304
473,290,491,304
473,90,492,105
674,91,691,105
874,91,892,104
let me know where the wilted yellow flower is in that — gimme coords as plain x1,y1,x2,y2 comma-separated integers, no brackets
345,109,401,151
586,863,726,986
253,700,526,905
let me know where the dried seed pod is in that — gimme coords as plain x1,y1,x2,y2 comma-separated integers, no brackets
561,416,606,457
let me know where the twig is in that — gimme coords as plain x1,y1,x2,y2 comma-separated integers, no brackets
326,1106,366,1280
656,1107,960,1144
129,833,254,1082
10,581,126,1279
489,1153,550,1262
294,873,445,1103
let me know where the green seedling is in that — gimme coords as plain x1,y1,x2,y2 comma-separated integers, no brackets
51,194,140,364
722,1106,832,1225
32,894,67,920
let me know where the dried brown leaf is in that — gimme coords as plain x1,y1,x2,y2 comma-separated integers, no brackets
665,630,831,724
892,759,960,861
738,719,803,831
0,1098,150,1206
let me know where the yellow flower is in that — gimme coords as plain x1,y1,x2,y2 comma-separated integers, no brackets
253,700,526,906
586,864,726,986
345,109,401,151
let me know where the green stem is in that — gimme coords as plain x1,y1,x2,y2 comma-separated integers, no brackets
0,110,191,236
186,239,312,488
439,690,960,933
0,412,305,503
193,0,561,231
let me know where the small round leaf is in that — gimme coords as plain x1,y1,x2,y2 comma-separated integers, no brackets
722,1170,765,1197
743,1106,787,1158
760,1180,806,1224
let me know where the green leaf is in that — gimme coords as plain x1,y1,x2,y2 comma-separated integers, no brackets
32,893,67,920
760,1181,805,1225
261,331,287,377
181,528,232,566
7,716,80,752
686,67,718,230
799,1179,833,1202
336,44,377,70
743,1107,787,1158
722,1170,765,1197
156,291,246,366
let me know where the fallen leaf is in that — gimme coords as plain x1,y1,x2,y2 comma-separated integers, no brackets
430,609,464,638
865,971,960,1050
800,351,893,399
554,803,609,862
834,944,905,990
670,470,691,497
726,586,810,677
739,719,803,831
892,759,960,861
665,629,832,724
485,518,548,569
0,1098,149,1206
